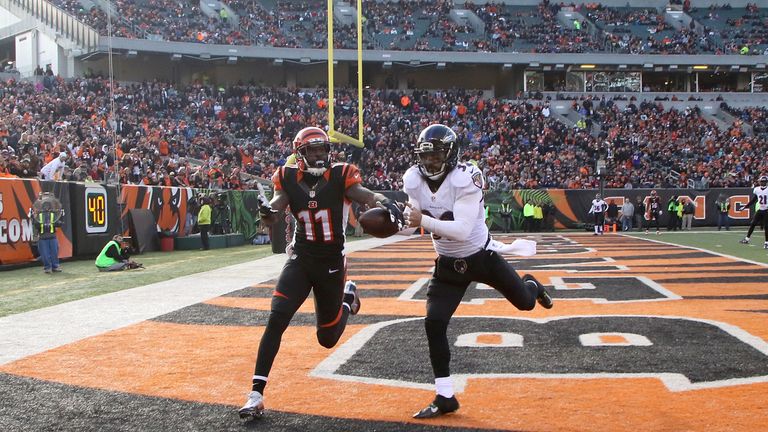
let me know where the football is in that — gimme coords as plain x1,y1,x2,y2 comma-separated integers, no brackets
359,207,399,238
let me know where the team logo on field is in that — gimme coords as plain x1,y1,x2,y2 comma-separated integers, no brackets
312,316,768,392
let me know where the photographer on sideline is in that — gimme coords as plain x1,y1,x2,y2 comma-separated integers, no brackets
95,235,143,271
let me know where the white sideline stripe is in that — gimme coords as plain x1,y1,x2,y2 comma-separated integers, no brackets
0,236,407,366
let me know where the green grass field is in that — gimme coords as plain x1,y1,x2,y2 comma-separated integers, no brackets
0,245,273,318
623,228,768,264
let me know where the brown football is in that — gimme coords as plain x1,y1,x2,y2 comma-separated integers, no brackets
359,207,399,238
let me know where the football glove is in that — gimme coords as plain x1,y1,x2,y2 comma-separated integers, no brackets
379,198,405,230
258,195,277,217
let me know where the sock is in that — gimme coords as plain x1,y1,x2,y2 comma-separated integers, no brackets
435,376,454,398
252,375,267,394
594,225,598,234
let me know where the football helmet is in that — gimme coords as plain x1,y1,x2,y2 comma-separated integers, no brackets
595,193,601,200
414,124,459,181
759,175,767,187
293,127,331,176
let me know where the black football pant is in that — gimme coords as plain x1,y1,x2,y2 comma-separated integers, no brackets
746,209,768,240
253,254,348,389
424,249,538,378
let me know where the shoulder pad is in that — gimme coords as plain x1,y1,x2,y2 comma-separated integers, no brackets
403,166,422,190
450,163,483,189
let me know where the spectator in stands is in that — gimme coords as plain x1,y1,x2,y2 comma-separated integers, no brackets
40,153,68,181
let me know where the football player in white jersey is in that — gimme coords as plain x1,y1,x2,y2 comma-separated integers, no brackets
401,124,553,419
738,175,768,249
589,193,608,235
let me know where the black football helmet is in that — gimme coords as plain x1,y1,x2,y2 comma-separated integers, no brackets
414,124,459,181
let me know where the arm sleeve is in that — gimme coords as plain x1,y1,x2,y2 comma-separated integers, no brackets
419,188,481,242
343,164,363,189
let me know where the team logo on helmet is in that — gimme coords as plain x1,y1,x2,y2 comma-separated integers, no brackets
293,127,331,176
414,124,459,181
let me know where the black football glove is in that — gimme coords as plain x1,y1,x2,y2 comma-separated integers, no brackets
258,195,277,217
380,198,405,230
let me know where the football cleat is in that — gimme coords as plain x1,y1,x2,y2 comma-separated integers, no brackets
344,280,361,315
413,395,460,419
238,391,265,421
764,242,768,250
739,238,750,244
523,274,553,309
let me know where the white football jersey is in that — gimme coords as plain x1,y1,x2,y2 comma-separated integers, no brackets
590,199,607,213
403,163,487,258
753,186,768,211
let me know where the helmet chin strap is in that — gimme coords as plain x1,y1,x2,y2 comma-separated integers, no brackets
421,162,447,181
305,160,328,176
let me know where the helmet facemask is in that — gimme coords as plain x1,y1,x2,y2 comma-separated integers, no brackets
297,142,331,176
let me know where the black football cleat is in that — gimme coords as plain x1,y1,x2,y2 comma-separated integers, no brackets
413,395,460,419
523,274,553,309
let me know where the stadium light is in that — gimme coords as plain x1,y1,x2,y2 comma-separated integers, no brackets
669,65,678,70
273,58,283,66
126,50,138,58
555,63,565,70
617,64,628,70
436,62,446,70
382,61,392,69
580,64,596,69
643,63,653,69
730,65,740,71
170,53,182,62
502,63,513,71
227,56,237,65
693,65,708,70
528,62,540,68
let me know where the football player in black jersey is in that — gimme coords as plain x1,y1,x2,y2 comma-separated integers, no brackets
239,127,404,421
645,190,662,235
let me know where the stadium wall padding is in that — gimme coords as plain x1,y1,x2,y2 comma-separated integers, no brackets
483,188,755,231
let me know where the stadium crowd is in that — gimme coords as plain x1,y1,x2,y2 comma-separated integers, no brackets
1,76,766,192
44,0,767,54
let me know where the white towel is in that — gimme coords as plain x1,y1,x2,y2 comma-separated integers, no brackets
487,238,537,257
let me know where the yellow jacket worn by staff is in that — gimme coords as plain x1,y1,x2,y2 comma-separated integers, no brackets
198,204,212,225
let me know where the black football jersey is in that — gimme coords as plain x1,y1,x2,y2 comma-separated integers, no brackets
274,163,361,257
